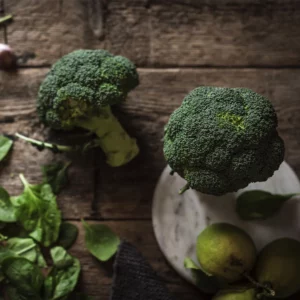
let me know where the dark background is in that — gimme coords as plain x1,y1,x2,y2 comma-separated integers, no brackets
1,0,300,299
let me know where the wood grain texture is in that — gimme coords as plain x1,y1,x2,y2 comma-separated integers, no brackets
6,0,150,66
96,68,300,219
52,220,206,299
1,68,300,220
65,220,300,300
1,1,300,299
5,0,300,67
150,0,300,66
0,69,95,219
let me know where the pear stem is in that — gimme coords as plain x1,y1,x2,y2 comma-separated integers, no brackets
243,273,276,297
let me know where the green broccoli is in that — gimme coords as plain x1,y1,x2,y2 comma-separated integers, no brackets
37,49,139,167
163,86,285,195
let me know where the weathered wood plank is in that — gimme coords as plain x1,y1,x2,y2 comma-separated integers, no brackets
96,68,300,219
1,68,300,220
150,0,300,66
67,220,204,299
0,69,95,219
6,0,150,66
5,0,300,67
66,220,300,299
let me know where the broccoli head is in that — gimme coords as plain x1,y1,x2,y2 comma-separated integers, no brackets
163,87,285,195
37,49,139,167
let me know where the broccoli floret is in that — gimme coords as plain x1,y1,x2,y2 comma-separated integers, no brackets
163,87,285,195
37,49,139,167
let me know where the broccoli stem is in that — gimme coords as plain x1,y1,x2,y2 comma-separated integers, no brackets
76,106,139,167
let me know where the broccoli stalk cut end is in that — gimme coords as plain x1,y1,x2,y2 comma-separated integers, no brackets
76,106,139,167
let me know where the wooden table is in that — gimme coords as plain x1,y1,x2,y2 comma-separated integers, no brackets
1,1,300,299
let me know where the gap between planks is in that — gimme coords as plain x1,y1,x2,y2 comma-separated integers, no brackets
16,64,300,70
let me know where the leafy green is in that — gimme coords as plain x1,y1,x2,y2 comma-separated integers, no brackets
0,233,7,241
0,135,13,162
0,237,46,282
0,186,16,222
57,222,78,250
184,257,223,294
12,174,61,247
236,190,300,220
6,285,32,300
1,237,46,267
44,246,81,300
2,257,44,299
82,220,120,262
42,162,71,195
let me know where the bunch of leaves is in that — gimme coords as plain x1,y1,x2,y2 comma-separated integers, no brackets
0,173,83,299
0,161,119,299
1,247,80,300
11,174,62,247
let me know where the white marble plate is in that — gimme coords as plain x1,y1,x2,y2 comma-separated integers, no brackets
152,161,300,285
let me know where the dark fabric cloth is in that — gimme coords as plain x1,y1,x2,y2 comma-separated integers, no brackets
110,241,175,300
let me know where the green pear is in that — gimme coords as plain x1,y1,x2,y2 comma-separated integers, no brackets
197,223,256,283
255,238,300,298
212,287,256,300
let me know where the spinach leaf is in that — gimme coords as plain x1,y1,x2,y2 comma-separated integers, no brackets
184,257,224,294
0,186,16,222
57,222,78,250
44,246,81,300
2,257,44,299
0,238,46,282
0,135,13,162
13,174,61,247
42,162,71,195
6,285,32,300
5,237,46,267
236,190,300,220
82,220,120,262
0,233,7,242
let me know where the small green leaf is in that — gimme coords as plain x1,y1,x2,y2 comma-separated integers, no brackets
42,161,71,194
236,190,300,221
0,233,7,241
184,257,200,270
5,237,46,267
0,186,17,222
82,220,120,262
57,222,78,249
0,237,46,282
13,174,61,247
0,135,13,162
2,257,44,298
43,246,81,300
184,257,223,294
6,285,32,300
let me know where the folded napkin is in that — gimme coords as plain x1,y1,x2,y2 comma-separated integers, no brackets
111,241,175,300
